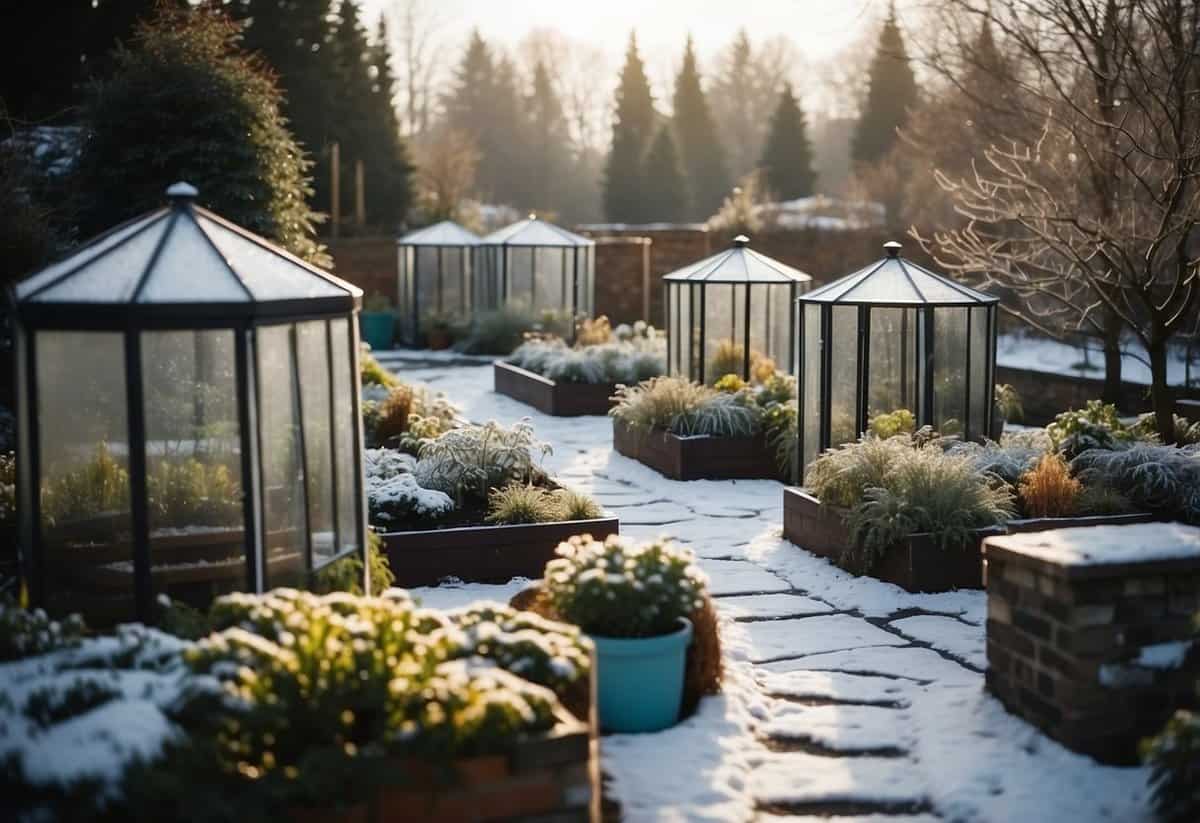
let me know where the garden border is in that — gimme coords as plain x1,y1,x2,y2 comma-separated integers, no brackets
493,361,617,417
782,488,1158,593
380,516,620,588
612,418,781,481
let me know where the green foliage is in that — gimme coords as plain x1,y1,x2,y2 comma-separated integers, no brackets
359,345,400,389
0,598,85,662
40,443,129,525
0,451,14,523
1047,400,1132,457
642,124,688,221
760,82,816,200
604,33,658,222
484,483,603,525
544,534,708,638
551,489,604,522
1142,708,1200,823
312,531,396,597
867,409,916,439
456,307,540,356
672,36,729,218
416,419,550,503
852,7,919,168
146,459,241,529
713,374,748,393
75,4,327,265
1131,412,1200,446
1075,484,1138,516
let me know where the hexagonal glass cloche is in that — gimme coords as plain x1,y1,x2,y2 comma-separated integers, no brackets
396,219,480,345
796,241,1000,477
475,216,595,326
13,183,367,623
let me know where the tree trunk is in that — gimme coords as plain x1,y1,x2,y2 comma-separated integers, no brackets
1148,338,1177,445
1102,314,1123,406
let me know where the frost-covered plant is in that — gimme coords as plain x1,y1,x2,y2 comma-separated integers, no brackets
1071,444,1200,521
610,376,761,438
551,488,604,521
1142,708,1200,823
456,306,540,355
416,419,550,502
1076,483,1138,516
364,447,453,524
543,534,708,638
0,598,85,662
673,391,762,437
806,435,915,508
1131,412,1200,446
947,436,1048,487
994,383,1023,423
867,409,916,439
1018,453,1082,517
486,482,559,524
1048,400,1132,457
371,384,413,444
508,338,666,384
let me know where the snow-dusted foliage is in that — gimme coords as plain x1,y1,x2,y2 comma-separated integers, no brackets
543,534,708,638
415,418,551,501
1071,443,1200,522
507,337,666,384
363,447,452,523
948,432,1050,486
0,600,84,662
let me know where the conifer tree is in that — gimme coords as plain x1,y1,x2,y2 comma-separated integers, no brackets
526,60,572,213
642,125,687,222
851,3,918,168
74,4,326,264
329,0,376,218
760,82,816,200
364,17,414,229
672,36,729,219
604,32,657,222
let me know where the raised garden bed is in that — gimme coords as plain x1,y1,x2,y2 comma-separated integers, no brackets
612,418,781,481
494,361,616,417
381,516,620,588
782,488,1158,593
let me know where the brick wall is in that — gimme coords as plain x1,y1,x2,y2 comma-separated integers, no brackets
983,532,1200,764
325,236,396,301
593,237,651,325
996,365,1200,425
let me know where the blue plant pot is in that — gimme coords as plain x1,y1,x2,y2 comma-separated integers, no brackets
360,311,395,352
590,617,693,733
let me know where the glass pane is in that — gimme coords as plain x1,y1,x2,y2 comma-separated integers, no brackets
33,219,168,303
801,304,822,480
867,308,918,422
397,247,411,342
139,217,248,302
768,284,793,374
256,324,308,587
507,248,534,310
37,331,132,622
705,284,746,382
440,248,467,318
297,321,336,565
331,318,359,558
829,306,859,447
969,306,990,440
142,330,245,609
17,213,162,299
533,248,565,313
416,246,440,317
749,284,769,375
933,307,969,437
201,218,344,300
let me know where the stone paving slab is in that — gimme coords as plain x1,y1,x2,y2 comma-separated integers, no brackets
717,593,835,620
739,615,910,664
758,670,911,706
763,702,914,753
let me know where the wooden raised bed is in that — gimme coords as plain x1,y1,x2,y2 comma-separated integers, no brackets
782,488,1157,593
612,418,781,481
493,361,617,417
381,516,619,588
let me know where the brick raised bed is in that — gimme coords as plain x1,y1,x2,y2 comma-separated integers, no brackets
983,523,1200,764
494,361,617,417
782,488,1157,594
612,418,781,481
381,517,619,588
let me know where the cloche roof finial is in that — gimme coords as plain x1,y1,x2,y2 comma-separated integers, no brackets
166,181,198,205
883,240,902,258
733,234,750,247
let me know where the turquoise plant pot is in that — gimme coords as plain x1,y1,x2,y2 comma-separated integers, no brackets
360,311,395,352
590,617,693,733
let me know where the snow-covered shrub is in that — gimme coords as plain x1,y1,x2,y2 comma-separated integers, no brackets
674,391,762,437
1048,400,1133,457
0,599,85,662
949,434,1050,488
364,447,452,523
507,337,666,384
416,419,550,502
610,376,761,438
363,381,459,450
364,446,417,480
1131,412,1200,446
543,534,708,638
806,435,915,507
1071,444,1200,522
1142,708,1200,823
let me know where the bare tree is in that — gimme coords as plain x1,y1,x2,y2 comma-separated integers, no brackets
414,127,480,223
388,0,445,140
517,28,611,156
914,0,1200,441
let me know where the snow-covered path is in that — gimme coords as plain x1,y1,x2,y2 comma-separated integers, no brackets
379,352,1154,823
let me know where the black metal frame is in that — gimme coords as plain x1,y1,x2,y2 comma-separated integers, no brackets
13,198,367,623
665,280,806,384
795,299,1000,480
396,243,474,346
475,242,595,340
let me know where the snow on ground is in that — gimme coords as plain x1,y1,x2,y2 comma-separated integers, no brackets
996,331,1196,387
388,359,1155,823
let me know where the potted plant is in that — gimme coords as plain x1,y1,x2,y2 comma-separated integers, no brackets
360,294,395,351
543,534,707,733
424,311,456,350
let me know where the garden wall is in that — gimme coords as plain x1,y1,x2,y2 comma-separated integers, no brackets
996,364,1200,425
325,236,396,300
983,529,1200,764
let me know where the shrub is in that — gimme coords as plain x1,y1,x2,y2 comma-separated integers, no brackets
550,489,603,521
456,307,539,355
486,483,559,525
1048,400,1132,457
360,344,399,389
675,392,762,438
0,598,85,662
507,338,666,385
575,315,613,346
1018,453,1082,517
1076,483,1138,516
40,442,130,525
867,409,916,439
1142,709,1200,823
949,434,1049,487
707,341,770,384
1071,444,1200,522
416,419,550,502
713,373,747,393
146,458,242,529
543,534,708,638
364,447,454,524
610,376,761,438
371,384,414,445
1131,412,1200,446
994,384,1024,423
806,435,913,508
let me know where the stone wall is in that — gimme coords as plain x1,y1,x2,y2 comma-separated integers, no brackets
983,532,1200,764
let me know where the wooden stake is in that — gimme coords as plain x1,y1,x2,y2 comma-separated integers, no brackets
330,141,341,239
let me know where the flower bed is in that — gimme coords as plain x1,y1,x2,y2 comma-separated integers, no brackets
1,591,600,821
613,417,780,481
494,361,617,417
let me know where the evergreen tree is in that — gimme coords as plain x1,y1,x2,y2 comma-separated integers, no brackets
329,0,375,219
525,60,572,214
604,32,657,223
642,125,687,222
672,36,729,219
851,3,919,168
364,17,414,229
760,82,816,200
74,4,326,264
